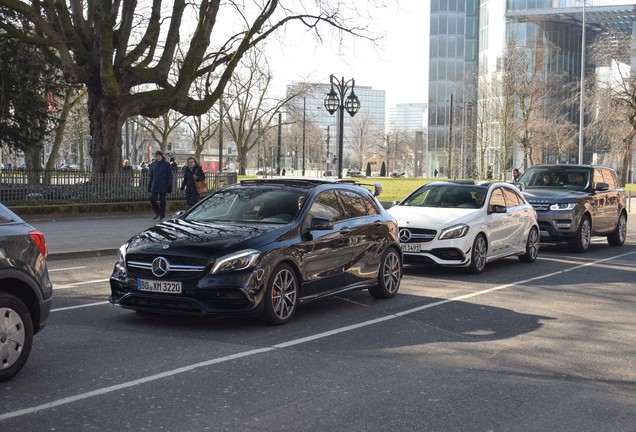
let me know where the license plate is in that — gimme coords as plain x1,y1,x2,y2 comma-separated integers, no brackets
400,243,420,253
137,279,182,293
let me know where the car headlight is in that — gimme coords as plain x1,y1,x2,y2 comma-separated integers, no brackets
211,249,261,274
439,224,469,240
117,244,127,266
549,203,577,211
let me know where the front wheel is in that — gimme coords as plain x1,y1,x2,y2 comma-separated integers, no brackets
570,215,591,253
607,212,627,247
261,264,298,325
518,227,539,263
0,293,34,382
467,234,488,274
369,248,402,299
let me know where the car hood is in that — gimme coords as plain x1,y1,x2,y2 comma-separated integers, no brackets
387,205,481,227
522,188,587,203
124,218,281,254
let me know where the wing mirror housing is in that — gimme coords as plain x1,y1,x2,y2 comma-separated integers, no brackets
489,204,507,214
310,217,333,230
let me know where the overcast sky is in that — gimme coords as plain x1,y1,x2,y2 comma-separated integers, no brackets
265,2,428,110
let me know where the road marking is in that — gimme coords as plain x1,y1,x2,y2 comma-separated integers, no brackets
48,266,87,272
3,249,634,422
51,301,110,312
52,278,110,290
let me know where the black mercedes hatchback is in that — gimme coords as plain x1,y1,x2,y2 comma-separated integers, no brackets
110,179,402,324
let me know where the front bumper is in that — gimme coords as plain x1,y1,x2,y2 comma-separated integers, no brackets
400,237,472,267
536,210,578,242
109,262,269,316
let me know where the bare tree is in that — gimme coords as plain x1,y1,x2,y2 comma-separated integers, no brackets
588,30,636,183
136,111,186,155
0,1,381,173
349,112,376,170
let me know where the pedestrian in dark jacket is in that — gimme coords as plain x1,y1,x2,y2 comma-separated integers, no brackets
181,156,205,207
148,150,173,221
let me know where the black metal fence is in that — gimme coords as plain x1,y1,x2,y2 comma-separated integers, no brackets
0,169,237,206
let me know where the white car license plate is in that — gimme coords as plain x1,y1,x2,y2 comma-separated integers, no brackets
137,279,182,293
400,243,420,253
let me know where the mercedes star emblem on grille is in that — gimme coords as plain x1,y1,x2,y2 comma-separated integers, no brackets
151,257,170,277
398,229,412,242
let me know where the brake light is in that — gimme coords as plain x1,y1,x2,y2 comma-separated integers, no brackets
29,230,48,258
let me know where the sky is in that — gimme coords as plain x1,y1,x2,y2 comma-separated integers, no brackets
265,2,428,110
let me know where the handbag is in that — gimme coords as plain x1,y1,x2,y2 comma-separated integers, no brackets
195,179,207,194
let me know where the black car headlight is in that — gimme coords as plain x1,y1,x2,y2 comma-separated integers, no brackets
439,224,469,240
210,249,261,274
117,244,127,266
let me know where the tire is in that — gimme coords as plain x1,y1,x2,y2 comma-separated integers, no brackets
570,215,591,253
0,293,34,382
369,248,402,299
607,212,627,247
518,227,539,263
467,234,488,274
261,264,298,325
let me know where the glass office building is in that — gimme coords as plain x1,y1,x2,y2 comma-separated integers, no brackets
425,0,636,178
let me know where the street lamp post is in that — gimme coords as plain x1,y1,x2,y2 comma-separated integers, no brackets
324,75,361,179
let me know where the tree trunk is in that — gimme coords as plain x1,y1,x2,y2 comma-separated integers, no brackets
620,125,636,185
87,86,124,174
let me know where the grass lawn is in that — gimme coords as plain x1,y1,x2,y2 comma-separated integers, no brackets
239,175,636,203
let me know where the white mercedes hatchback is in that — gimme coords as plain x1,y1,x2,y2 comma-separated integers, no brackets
387,181,539,273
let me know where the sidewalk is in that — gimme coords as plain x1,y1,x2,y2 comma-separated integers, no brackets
25,199,636,261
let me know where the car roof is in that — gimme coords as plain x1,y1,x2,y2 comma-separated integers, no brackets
525,164,612,171
237,178,383,196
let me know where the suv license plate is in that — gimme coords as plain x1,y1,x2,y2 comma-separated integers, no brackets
400,244,420,253
137,279,182,293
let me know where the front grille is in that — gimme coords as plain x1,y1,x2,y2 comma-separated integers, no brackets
530,203,549,212
120,295,205,314
125,254,209,279
399,227,437,243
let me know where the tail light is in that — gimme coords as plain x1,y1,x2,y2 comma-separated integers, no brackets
29,230,48,258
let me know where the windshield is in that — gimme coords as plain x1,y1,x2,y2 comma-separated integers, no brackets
185,187,307,224
520,168,591,191
401,184,486,209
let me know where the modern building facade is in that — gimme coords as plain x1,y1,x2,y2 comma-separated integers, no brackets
389,103,428,133
425,0,636,179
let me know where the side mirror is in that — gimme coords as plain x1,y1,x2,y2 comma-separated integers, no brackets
173,210,186,219
594,182,609,192
489,204,507,214
310,217,333,230
374,183,383,197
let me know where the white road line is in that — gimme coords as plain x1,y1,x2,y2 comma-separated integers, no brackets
51,301,110,312
48,266,87,272
3,249,634,422
52,278,110,290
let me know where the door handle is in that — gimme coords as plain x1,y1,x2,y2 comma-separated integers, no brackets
339,228,351,235
373,220,383,227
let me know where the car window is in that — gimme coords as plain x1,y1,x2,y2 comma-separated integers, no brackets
601,169,618,188
502,187,524,208
0,205,18,224
337,190,369,219
362,194,381,215
308,191,344,222
593,169,604,189
401,184,483,209
489,188,506,209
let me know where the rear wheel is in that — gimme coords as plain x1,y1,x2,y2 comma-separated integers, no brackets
518,227,539,263
607,212,627,247
261,264,298,325
467,234,487,274
0,293,34,382
369,248,402,299
570,215,591,253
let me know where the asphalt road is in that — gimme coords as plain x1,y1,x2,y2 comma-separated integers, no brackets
2,239,636,431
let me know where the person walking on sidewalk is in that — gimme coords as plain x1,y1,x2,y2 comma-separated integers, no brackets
148,150,172,221
181,156,205,208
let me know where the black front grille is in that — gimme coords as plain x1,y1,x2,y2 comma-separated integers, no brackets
120,295,205,314
399,227,437,243
125,254,209,280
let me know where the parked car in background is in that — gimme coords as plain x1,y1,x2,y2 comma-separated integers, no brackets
323,170,334,177
58,163,80,171
518,164,627,252
346,169,365,177
388,181,539,274
110,179,402,325
0,203,53,381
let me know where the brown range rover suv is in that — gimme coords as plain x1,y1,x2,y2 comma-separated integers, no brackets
518,164,627,252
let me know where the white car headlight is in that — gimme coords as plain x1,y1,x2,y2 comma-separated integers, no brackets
117,244,127,266
439,224,469,240
549,203,577,211
211,249,261,274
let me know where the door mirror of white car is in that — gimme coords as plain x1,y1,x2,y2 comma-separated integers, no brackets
489,204,507,214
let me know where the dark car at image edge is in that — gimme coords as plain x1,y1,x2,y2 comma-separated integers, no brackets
518,164,627,252
110,178,403,325
0,203,53,381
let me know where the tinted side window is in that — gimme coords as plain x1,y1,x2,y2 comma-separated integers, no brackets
503,187,524,208
489,188,506,209
337,190,369,219
0,206,17,224
308,191,344,222
362,195,381,215
601,169,618,189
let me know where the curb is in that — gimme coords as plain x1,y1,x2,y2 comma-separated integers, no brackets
48,248,119,261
